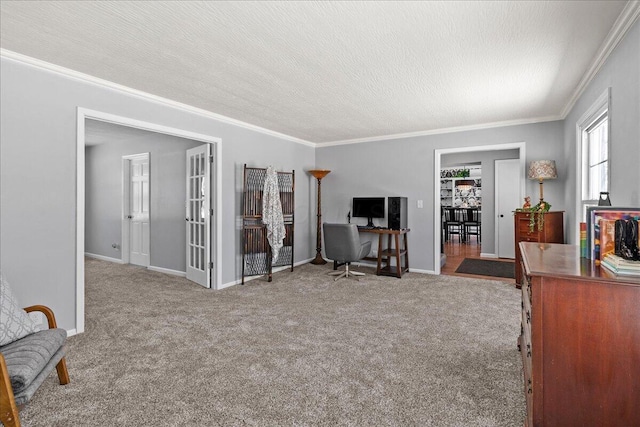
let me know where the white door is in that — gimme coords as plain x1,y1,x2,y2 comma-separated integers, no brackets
186,145,211,288
495,159,521,258
128,154,150,267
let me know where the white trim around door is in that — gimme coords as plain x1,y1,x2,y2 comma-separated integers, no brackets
433,142,526,275
76,107,222,334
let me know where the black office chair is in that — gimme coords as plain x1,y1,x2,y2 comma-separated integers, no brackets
323,223,372,281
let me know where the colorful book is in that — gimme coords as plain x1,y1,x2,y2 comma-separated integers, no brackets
580,222,587,258
601,261,640,277
602,254,640,270
597,219,616,265
601,253,640,277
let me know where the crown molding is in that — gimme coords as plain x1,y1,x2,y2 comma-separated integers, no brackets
317,116,561,147
0,48,315,148
560,0,640,118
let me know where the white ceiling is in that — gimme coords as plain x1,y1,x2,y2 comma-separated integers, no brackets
0,1,634,144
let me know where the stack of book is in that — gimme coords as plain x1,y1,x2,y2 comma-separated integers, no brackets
601,254,640,277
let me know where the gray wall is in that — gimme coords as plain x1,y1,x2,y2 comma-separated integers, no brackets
316,121,565,272
1,57,315,331
85,127,202,272
442,149,520,255
562,18,640,243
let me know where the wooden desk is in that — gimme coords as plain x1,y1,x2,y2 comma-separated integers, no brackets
358,227,410,278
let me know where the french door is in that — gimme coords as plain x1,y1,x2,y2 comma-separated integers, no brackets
185,145,211,288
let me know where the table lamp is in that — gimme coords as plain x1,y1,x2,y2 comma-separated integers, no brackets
528,160,557,203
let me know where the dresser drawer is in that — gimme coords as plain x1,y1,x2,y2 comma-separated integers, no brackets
524,279,532,307
514,211,564,287
517,219,538,237
522,312,532,358
520,324,533,426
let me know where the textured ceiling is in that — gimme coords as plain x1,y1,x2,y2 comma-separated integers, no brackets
0,1,631,144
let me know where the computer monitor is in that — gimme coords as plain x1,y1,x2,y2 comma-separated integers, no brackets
352,197,385,227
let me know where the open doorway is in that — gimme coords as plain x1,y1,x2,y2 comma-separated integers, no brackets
433,142,526,277
76,108,221,333
439,163,482,275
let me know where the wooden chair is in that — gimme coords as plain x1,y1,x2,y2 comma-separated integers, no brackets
0,305,70,427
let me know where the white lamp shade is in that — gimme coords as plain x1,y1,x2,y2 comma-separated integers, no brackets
528,160,557,180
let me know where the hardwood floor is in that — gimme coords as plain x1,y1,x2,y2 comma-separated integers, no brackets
441,239,516,284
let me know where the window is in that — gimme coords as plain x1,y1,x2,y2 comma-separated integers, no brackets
576,88,610,223
584,113,608,201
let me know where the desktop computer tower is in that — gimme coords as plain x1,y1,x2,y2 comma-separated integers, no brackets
387,197,407,230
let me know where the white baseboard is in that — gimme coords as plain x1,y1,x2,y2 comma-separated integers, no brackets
84,252,124,264
66,328,78,337
407,268,437,275
218,280,239,290
480,253,499,258
148,265,187,277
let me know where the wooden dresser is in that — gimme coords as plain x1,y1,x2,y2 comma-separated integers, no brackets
514,211,564,286
518,243,640,427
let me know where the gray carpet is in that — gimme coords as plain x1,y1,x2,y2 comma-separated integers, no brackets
20,259,525,426
455,258,515,279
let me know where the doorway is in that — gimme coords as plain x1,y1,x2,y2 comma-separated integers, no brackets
76,107,222,334
433,142,526,276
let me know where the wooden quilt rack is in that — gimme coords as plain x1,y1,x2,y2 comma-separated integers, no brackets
241,165,295,283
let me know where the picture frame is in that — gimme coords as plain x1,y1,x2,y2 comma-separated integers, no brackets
586,207,640,261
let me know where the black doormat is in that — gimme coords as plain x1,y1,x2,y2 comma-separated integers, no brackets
455,258,515,279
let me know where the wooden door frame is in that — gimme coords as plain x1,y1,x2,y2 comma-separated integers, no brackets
122,152,150,266
76,107,222,334
433,142,526,275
